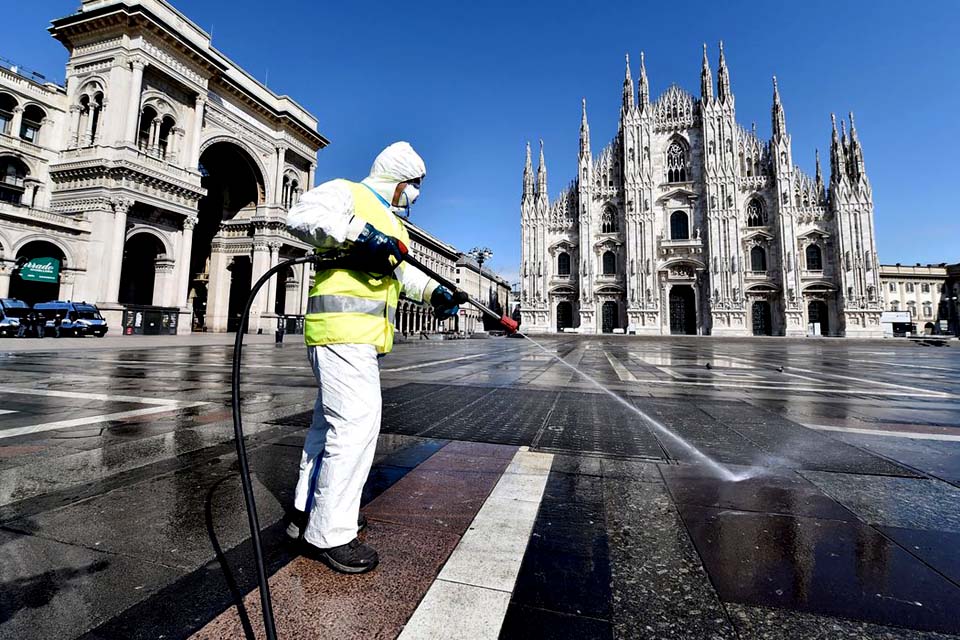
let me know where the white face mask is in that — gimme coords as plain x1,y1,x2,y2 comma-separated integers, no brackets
399,183,420,207
393,183,420,218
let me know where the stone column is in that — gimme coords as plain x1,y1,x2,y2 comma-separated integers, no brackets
249,239,271,332
149,118,160,154
299,263,311,315
308,162,316,190
188,95,206,169
274,147,286,205
206,242,231,332
154,257,177,306
105,198,133,302
265,241,281,315
68,105,81,148
124,58,146,144
9,107,23,139
176,215,197,308
83,104,96,147
36,118,53,148
284,277,301,315
0,262,11,298
59,272,75,302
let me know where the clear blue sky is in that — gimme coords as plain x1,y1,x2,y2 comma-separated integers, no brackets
4,0,959,282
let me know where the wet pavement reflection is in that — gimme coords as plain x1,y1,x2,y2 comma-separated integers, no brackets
0,336,959,638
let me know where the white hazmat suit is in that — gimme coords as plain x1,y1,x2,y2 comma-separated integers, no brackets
287,142,436,550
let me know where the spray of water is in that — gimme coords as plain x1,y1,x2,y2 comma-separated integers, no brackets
520,333,753,482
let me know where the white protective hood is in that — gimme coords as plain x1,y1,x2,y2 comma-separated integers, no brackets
361,142,426,208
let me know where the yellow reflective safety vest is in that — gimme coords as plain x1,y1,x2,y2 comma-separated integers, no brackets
304,181,408,354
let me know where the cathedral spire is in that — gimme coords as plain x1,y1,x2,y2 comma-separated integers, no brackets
622,53,635,112
848,111,865,182
522,141,533,199
536,139,547,198
815,148,826,201
771,75,787,139
717,41,731,103
830,113,847,184
700,43,713,103
580,98,591,160
638,51,650,111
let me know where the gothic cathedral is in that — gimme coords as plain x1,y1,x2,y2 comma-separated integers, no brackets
519,44,883,337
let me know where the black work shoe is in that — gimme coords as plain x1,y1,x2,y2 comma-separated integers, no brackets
285,510,368,540
305,538,379,574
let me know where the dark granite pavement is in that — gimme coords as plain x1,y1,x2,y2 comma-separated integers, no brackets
0,335,959,638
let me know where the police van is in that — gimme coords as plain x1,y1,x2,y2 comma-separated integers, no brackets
0,298,30,337
33,301,109,337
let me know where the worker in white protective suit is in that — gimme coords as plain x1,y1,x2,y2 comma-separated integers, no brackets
284,142,460,574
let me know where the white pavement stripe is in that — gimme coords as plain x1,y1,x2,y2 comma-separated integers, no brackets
381,352,490,372
0,410,15,415
723,355,951,398
805,423,960,441
0,403,208,439
605,351,638,382
398,448,553,640
0,385,197,406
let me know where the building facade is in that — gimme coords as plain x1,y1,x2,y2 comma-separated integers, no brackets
880,263,960,335
454,256,511,334
0,0,326,334
520,45,883,337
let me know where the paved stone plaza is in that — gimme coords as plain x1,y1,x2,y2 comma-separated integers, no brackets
1,335,960,639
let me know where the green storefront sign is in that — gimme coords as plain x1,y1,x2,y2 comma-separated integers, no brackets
19,257,61,283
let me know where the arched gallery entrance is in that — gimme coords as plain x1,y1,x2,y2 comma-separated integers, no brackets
601,301,618,333
118,233,164,306
9,240,65,305
192,141,264,331
669,285,696,335
556,301,573,332
751,300,773,336
808,300,829,336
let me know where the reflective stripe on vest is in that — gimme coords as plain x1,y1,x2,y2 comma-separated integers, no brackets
307,295,386,316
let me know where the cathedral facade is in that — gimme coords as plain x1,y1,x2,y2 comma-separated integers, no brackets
520,45,883,337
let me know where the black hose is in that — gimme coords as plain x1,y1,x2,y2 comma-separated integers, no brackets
231,254,328,640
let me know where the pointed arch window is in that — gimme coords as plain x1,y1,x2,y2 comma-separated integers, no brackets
601,206,619,233
805,244,823,271
670,211,689,240
666,141,688,183
746,198,766,226
602,251,616,275
557,251,571,276
750,246,767,272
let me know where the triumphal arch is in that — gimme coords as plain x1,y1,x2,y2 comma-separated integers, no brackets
0,0,327,333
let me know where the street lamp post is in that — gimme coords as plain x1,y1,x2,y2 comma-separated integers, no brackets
950,295,959,337
467,246,493,332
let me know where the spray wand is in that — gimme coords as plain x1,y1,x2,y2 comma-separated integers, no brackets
398,247,519,334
